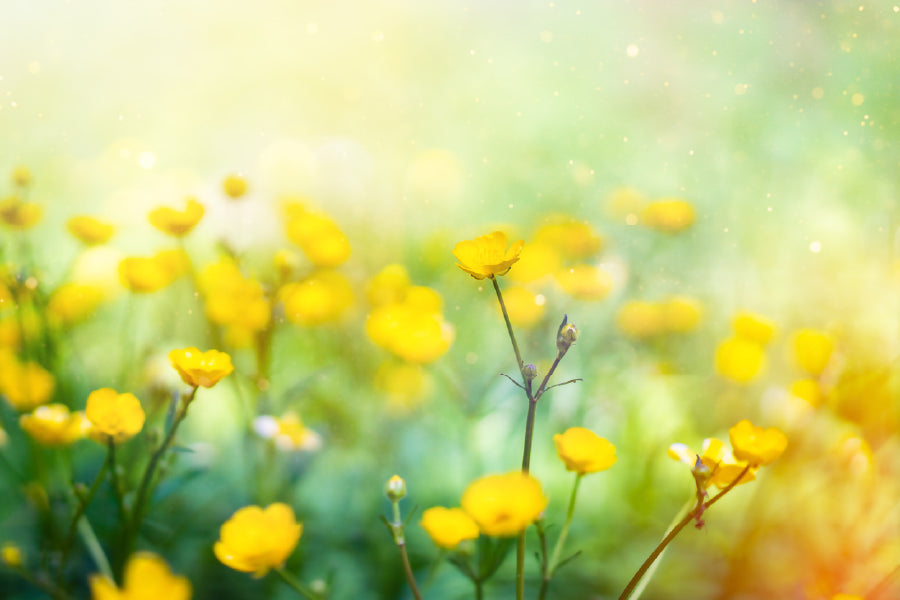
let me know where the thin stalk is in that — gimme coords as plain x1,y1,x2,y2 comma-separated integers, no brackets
58,456,110,574
106,440,126,520
77,516,113,580
273,567,320,600
547,474,582,575
390,500,423,600
491,277,525,372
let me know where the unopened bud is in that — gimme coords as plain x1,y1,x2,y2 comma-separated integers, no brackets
385,474,407,502
522,363,538,381
691,455,711,486
556,315,579,352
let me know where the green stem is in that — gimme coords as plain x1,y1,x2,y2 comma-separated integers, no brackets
547,473,582,576
617,465,751,600
273,567,320,600
106,439,126,520
58,454,110,575
398,543,423,600
77,516,113,580
491,277,524,372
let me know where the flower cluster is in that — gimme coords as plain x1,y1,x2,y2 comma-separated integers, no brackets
715,311,776,384
198,258,271,346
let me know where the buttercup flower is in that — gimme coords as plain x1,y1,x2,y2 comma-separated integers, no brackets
461,472,548,537
554,264,612,301
253,412,322,452
90,552,191,600
499,286,545,328
47,284,104,326
168,347,234,388
222,174,248,199
85,388,145,443
20,404,90,446
286,205,351,267
640,198,695,232
366,286,454,364
119,253,183,293
0,359,55,410
366,264,412,307
715,337,766,383
0,197,42,229
281,271,354,326
1,543,22,568
199,259,270,346
148,198,205,236
67,216,115,245
374,361,433,413
661,296,703,333
790,378,823,407
732,311,776,345
534,218,604,260
214,503,303,577
616,300,664,339
728,419,788,466
421,507,479,549
791,328,835,376
507,241,561,283
453,231,525,280
668,438,756,489
554,427,617,474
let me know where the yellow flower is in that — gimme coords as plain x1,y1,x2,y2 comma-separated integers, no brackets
1,543,22,567
168,347,234,389
199,259,270,345
366,264,411,307
452,231,525,280
222,174,248,199
365,287,454,363
148,198,205,236
90,552,191,600
273,249,301,279
12,166,32,188
214,503,303,577
253,413,322,452
0,197,42,229
534,219,604,260
47,284,104,326
118,254,181,293
19,404,90,446
715,337,766,383
0,360,55,410
460,472,548,537
616,300,664,339
67,216,115,246
507,241,562,283
731,311,776,345
668,438,756,489
85,388,145,443
499,286,545,328
554,264,612,301
281,271,354,326
553,427,617,474
421,507,480,549
790,378,823,407
661,296,703,333
374,361,433,413
728,419,788,466
286,208,351,267
640,198,695,232
791,328,835,376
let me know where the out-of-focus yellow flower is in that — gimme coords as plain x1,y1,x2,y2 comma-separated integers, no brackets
421,507,479,549
253,412,322,452
461,472,548,537
553,427,616,474
554,264,612,301
790,378,823,407
168,348,233,389
1,543,22,567
641,198,695,232
661,296,703,333
374,361,433,413
453,231,525,280
118,252,184,293
507,241,561,283
715,337,766,383
199,259,270,346
85,388,145,443
731,311,776,345
534,219,604,260
148,198,205,237
616,300,664,339
20,404,90,446
366,286,454,363
67,216,115,246
366,264,411,307
281,271,354,326
728,419,788,466
0,197,42,229
222,174,248,199
12,166,32,188
47,284,104,326
0,320,20,350
500,286,545,328
214,503,302,577
791,328,835,376
90,552,191,600
606,187,645,221
668,438,756,489
0,359,55,410
286,206,351,268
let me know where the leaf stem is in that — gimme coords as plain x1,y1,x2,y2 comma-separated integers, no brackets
273,567,321,600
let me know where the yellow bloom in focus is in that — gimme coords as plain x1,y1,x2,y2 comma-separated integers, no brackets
12,166,32,188
1,543,22,567
286,207,351,268
728,419,788,466
731,311,776,345
420,507,479,549
20,404,90,446
461,472,548,537
281,271,354,326
168,347,234,389
500,286,545,328
374,361,433,413
365,286,454,364
791,328,835,376
640,198,694,232
668,438,756,489
214,503,303,577
452,231,525,280
616,300,664,339
148,198,205,236
85,388,145,443
47,284,103,326
0,360,55,410
715,337,766,384
366,264,411,307
554,264,612,301
67,216,115,246
222,174,248,199
90,552,191,600
661,296,703,333
534,219,604,260
0,197,42,229
553,427,617,474
790,378,823,407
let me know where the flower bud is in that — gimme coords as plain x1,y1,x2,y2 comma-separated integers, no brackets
556,315,579,352
385,474,407,502
522,363,538,382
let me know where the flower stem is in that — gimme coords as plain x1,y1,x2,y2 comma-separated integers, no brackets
617,465,751,600
106,439,126,520
548,474,582,575
58,452,110,576
491,277,525,372
273,567,321,600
